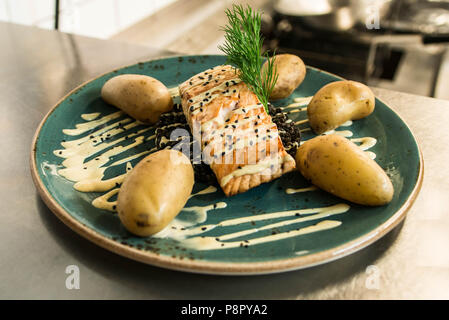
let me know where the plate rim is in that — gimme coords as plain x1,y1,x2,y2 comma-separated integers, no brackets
30,54,424,275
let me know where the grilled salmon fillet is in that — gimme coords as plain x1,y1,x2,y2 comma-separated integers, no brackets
179,65,296,196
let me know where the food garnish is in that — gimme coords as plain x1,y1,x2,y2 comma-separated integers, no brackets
218,4,278,113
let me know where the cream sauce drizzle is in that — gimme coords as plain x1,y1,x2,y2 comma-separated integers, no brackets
182,202,227,224
92,188,119,212
155,203,349,249
220,155,288,187
63,111,124,136
351,137,377,151
183,220,342,250
81,112,101,121
286,186,318,194
295,119,309,125
323,129,354,138
189,186,218,199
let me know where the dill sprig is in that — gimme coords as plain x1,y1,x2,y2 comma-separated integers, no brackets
218,4,278,113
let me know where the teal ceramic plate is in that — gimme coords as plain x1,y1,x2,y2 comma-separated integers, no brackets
31,55,423,275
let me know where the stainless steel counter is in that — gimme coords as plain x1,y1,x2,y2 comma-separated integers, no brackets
1,22,448,299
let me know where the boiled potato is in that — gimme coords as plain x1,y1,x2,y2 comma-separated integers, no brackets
307,80,375,134
296,134,393,206
101,74,173,124
262,54,306,100
117,150,194,236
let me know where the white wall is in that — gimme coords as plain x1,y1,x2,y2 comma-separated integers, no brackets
0,0,176,38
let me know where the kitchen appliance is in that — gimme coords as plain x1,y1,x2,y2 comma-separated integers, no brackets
262,0,449,98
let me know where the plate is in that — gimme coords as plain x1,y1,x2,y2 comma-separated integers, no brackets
31,55,423,275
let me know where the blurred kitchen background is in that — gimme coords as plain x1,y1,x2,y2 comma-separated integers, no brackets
1,0,448,99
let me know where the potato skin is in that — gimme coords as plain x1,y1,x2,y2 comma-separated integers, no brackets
262,54,306,100
307,80,375,134
296,134,393,206
101,74,173,124
117,150,194,236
